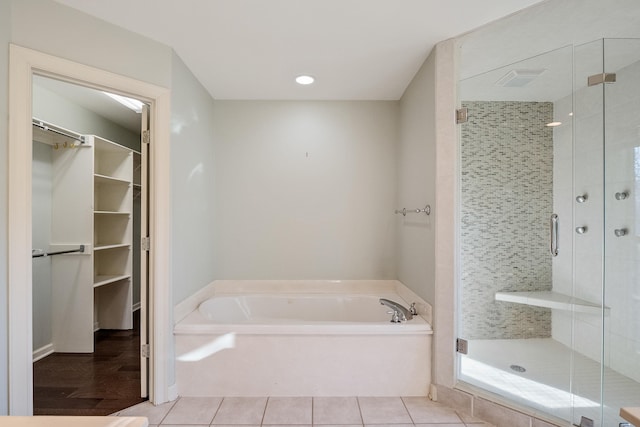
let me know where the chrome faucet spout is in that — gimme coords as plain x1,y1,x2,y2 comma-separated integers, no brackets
379,298,413,322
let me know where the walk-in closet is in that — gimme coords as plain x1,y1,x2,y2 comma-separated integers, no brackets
31,76,147,415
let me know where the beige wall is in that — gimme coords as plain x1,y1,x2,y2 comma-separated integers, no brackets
212,100,398,280
171,51,218,304
397,48,437,305
433,39,458,388
0,0,11,414
397,41,457,389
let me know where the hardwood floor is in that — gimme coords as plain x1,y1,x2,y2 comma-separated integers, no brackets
33,312,146,415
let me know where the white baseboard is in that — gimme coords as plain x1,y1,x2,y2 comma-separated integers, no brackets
33,343,54,362
429,383,438,401
167,383,179,402
94,321,100,332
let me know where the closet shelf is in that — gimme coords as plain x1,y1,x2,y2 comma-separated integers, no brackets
495,291,610,315
94,243,130,251
94,173,130,186
93,274,131,288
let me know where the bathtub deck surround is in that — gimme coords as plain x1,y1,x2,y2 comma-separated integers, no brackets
174,280,433,397
174,280,433,324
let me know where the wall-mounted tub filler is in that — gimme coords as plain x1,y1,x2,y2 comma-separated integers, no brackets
380,298,413,323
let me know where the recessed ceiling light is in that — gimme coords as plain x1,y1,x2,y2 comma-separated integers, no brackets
103,91,144,113
295,75,315,85
546,121,562,127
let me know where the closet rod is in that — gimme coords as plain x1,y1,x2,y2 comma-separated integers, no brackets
32,245,85,258
32,118,85,144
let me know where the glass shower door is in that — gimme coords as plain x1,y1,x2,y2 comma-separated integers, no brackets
457,45,576,423
569,37,640,426
601,38,640,427
570,38,606,427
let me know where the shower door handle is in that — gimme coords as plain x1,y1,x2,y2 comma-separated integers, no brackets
550,214,559,257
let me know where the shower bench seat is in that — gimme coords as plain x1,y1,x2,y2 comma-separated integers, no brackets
495,291,609,315
621,407,640,426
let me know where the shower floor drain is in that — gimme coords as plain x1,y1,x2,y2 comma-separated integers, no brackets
510,364,526,373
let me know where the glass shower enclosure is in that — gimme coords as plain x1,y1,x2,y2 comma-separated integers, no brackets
457,38,640,426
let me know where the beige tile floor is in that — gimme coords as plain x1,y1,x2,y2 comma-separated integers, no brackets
114,396,494,427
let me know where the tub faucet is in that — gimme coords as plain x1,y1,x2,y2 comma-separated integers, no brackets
380,298,413,323
409,302,418,316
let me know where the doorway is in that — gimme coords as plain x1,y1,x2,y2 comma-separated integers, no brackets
30,76,147,415
8,44,172,415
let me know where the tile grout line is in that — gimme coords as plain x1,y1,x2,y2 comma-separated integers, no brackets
261,396,269,426
400,396,416,425
209,396,224,426
356,397,365,426
158,397,179,425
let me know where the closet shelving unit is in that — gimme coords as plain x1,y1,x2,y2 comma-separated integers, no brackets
32,120,135,353
132,151,142,313
91,135,133,331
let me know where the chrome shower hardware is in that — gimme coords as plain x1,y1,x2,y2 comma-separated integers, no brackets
409,302,418,316
615,191,629,200
550,214,559,256
614,228,628,237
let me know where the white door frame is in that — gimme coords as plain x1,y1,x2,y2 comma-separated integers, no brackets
8,44,172,415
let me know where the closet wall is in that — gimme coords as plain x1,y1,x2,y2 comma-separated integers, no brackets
33,84,139,150
32,81,141,353
32,142,54,350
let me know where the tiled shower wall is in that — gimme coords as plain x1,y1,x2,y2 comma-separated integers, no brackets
460,101,554,339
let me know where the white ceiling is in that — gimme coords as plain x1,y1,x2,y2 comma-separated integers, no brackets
52,0,546,101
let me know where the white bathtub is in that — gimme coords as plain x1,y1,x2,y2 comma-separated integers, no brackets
174,280,433,396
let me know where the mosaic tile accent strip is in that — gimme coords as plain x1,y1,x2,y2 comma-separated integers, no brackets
460,101,553,339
